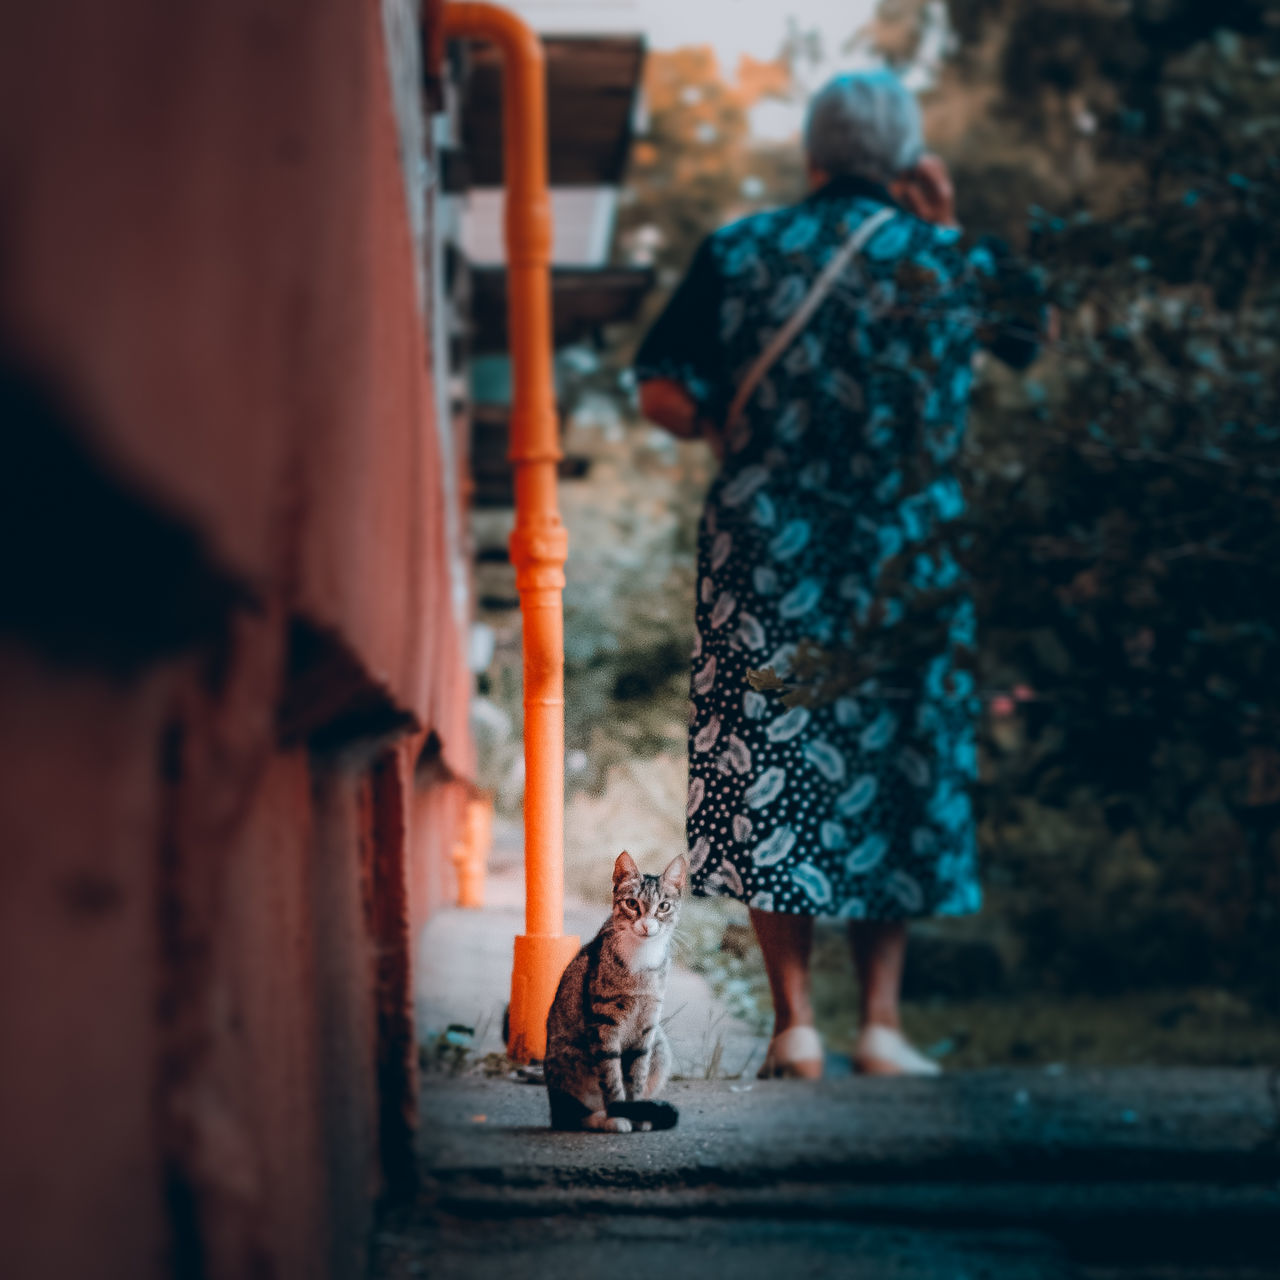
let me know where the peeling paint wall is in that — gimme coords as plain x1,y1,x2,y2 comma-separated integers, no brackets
0,2,468,1277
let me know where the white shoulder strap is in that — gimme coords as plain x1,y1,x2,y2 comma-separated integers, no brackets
724,204,896,432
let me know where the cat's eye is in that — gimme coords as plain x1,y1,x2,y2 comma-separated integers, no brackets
624,897,639,912
658,900,671,912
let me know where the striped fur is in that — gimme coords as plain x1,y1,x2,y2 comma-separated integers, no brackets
544,851,687,1132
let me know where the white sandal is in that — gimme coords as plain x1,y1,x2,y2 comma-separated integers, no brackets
757,1025,824,1079
853,1025,941,1077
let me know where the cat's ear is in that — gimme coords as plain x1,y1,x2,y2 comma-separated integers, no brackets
613,850,641,893
660,855,689,895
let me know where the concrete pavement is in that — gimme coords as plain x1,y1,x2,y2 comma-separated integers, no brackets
394,850,1280,1278
372,1065,1280,1277
375,1215,1081,1280
417,1068,1280,1192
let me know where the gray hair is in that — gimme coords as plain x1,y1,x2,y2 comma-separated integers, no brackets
803,70,924,184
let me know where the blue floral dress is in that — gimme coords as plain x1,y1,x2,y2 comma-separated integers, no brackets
634,175,1041,919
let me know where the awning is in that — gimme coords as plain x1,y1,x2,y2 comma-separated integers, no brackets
460,35,645,187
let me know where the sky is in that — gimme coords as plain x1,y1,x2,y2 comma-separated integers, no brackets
501,0,886,137
503,0,881,70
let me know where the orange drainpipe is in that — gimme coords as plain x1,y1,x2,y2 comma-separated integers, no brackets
442,2,580,1062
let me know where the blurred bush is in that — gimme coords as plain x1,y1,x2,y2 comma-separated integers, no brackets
950,1,1280,1005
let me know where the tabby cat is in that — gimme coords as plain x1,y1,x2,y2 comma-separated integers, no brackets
544,851,686,1132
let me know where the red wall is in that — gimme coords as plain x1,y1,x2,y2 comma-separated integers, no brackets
0,2,468,1276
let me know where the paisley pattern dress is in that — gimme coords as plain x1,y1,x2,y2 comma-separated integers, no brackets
634,175,1040,919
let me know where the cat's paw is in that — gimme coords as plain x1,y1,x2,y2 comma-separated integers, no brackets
584,1111,632,1133
636,1121,653,1132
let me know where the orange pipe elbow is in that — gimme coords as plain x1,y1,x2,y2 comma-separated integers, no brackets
441,2,579,1061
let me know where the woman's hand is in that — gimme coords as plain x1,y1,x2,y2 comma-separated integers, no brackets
892,153,957,228
639,378,725,457
638,379,726,458
638,378,700,438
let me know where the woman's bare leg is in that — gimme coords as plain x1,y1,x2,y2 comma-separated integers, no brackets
749,908,815,1035
848,921,939,1075
750,908,822,1078
849,921,907,1031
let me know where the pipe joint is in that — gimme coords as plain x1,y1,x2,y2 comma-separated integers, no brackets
505,199,554,262
506,420,562,463
509,521,569,574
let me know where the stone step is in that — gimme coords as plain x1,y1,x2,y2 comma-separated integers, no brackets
400,1069,1280,1275
374,1217,1079,1280
419,1070,1280,1189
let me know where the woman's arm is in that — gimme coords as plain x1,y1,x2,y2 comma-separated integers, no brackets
632,234,726,443
895,154,1052,369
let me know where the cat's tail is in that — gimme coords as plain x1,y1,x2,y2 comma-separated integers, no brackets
548,1090,680,1132
605,1100,679,1130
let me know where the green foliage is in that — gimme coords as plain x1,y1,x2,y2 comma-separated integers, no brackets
957,4,1280,1000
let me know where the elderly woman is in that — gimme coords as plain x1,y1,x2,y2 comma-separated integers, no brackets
634,71,1043,1077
